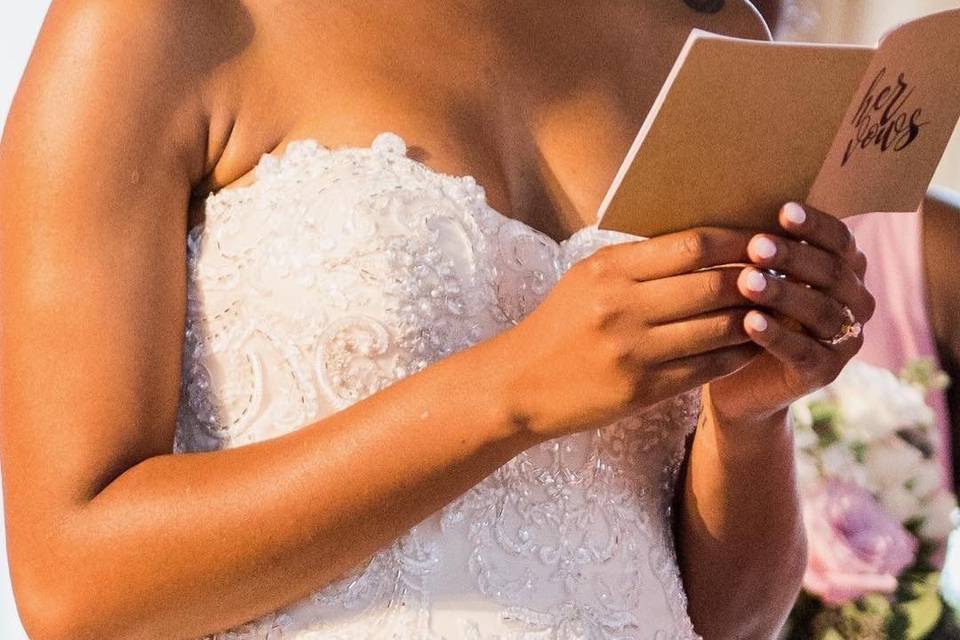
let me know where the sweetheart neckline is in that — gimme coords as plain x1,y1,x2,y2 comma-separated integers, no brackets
199,131,607,247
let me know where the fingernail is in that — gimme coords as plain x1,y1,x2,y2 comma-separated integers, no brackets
750,236,777,259
747,313,769,332
784,203,807,225
745,269,767,292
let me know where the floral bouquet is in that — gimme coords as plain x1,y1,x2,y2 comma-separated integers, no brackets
781,358,958,639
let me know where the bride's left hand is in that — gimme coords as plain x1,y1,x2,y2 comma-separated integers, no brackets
706,202,876,426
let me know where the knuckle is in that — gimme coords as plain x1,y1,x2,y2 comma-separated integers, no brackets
862,289,877,321
820,299,843,329
832,217,857,254
702,270,726,299
764,278,784,305
616,378,642,408
585,251,615,279
838,225,856,253
606,336,635,369
588,295,621,330
855,250,869,275
679,230,711,262
714,312,743,338
827,255,845,284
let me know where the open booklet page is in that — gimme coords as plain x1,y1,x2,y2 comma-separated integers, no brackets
597,8,960,238
807,9,960,217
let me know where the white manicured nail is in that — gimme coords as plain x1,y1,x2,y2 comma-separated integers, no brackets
747,313,769,332
784,203,807,225
745,270,767,292
751,236,778,259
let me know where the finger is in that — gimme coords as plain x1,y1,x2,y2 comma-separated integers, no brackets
738,267,854,341
743,310,857,376
644,309,753,360
639,267,746,323
652,343,760,394
744,235,874,321
778,202,862,268
595,227,752,282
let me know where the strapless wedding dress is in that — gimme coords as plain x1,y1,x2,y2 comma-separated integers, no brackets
174,131,704,640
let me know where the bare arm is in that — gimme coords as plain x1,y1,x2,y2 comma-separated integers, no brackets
921,185,960,489
678,204,876,638
0,4,774,639
2,4,855,640
679,400,805,639
0,3,539,638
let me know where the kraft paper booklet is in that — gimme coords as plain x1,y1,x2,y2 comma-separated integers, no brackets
596,8,960,238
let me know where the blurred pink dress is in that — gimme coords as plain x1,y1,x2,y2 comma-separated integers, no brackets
844,211,953,485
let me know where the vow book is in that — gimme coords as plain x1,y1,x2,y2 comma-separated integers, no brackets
596,8,960,238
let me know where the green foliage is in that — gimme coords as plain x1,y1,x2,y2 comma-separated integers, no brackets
901,359,951,393
783,358,958,640
781,572,956,640
810,401,842,447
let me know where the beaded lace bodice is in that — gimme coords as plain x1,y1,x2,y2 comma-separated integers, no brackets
174,132,704,640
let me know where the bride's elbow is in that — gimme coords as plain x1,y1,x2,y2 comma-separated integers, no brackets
8,537,120,640
754,529,809,639
694,530,808,639
10,570,100,640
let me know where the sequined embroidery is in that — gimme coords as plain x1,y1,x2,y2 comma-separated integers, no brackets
178,132,703,640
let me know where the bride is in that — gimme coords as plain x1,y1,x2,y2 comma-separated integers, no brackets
0,1,874,638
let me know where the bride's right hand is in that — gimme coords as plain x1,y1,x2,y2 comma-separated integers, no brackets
496,227,764,439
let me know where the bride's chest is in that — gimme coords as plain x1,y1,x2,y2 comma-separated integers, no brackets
175,134,701,560
178,135,603,447
192,136,563,376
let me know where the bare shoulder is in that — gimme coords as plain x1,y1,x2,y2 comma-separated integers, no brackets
0,1,256,496
33,0,255,83
1,0,256,187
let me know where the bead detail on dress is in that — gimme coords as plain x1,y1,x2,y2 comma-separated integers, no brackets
178,132,703,640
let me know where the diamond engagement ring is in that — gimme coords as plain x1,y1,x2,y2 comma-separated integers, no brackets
819,305,862,346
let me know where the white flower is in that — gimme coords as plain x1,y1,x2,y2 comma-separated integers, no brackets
922,491,959,542
881,484,925,524
819,444,868,487
911,463,945,502
790,402,815,433
792,424,818,453
828,361,932,443
795,453,820,487
864,439,925,492
788,359,957,548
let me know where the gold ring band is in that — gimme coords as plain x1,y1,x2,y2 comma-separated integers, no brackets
819,305,862,346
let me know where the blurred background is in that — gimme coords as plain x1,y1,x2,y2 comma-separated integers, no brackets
775,0,960,192
0,1,958,637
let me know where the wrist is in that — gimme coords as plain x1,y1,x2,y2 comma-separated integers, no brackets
700,383,793,463
460,329,547,451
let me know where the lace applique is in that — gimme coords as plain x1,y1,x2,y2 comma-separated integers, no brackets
177,132,704,639
438,390,703,640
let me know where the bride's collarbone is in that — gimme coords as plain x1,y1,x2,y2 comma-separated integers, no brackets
193,0,771,230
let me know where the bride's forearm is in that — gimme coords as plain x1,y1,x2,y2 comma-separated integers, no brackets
676,389,806,639
17,337,537,640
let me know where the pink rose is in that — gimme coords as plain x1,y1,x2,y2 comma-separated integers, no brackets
802,479,918,606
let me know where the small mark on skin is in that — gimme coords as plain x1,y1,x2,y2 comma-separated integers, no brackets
130,169,141,185
420,410,430,419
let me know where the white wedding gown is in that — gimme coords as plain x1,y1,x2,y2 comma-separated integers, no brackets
174,131,704,640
